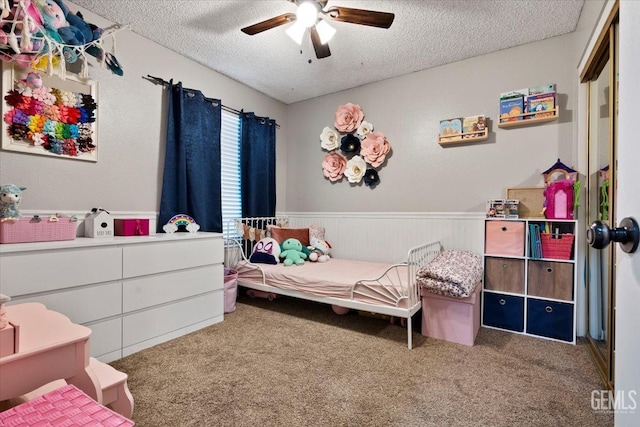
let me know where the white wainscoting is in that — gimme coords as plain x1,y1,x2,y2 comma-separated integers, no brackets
283,212,486,263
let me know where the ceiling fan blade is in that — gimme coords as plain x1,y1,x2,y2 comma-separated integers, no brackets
310,26,331,59
241,13,296,35
325,6,395,29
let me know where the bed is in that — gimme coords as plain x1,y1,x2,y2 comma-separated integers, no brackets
224,217,443,349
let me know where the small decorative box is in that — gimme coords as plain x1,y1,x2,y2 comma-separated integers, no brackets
486,199,519,218
0,216,77,244
114,218,150,236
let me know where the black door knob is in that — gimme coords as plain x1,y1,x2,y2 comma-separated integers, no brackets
587,217,639,253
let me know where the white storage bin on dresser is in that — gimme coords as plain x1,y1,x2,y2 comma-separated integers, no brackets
0,233,224,363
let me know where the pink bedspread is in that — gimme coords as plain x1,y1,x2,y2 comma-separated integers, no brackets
236,259,411,307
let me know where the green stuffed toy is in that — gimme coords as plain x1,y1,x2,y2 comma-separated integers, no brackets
279,238,308,266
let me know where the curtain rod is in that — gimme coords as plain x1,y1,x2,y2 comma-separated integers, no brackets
142,75,280,128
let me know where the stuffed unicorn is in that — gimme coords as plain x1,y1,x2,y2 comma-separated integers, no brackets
0,184,26,221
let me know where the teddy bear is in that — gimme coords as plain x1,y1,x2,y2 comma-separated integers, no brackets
279,238,308,266
0,184,26,221
307,237,331,262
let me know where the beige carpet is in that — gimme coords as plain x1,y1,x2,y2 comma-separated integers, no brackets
111,293,613,427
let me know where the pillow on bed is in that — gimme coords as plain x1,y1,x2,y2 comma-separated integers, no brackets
269,226,310,246
309,224,325,241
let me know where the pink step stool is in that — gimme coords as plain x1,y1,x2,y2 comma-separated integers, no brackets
0,383,134,426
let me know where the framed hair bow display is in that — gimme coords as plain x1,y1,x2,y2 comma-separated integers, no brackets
1,62,98,161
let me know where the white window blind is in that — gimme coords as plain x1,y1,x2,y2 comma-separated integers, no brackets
221,110,241,236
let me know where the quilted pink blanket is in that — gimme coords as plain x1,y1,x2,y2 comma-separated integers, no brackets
416,250,482,298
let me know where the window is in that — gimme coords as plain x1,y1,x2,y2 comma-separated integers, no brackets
221,110,241,236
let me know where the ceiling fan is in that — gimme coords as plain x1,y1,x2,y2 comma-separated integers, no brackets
241,0,395,59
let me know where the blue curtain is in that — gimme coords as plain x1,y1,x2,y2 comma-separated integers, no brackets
241,112,277,217
158,81,222,232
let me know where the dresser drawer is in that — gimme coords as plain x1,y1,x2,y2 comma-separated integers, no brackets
485,220,525,257
87,317,122,360
7,282,122,325
123,237,223,278
484,257,525,294
483,292,524,332
526,299,574,342
122,291,223,347
123,264,223,312
527,260,573,301
0,247,122,295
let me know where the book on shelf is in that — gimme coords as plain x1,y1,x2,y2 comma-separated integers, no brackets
500,88,528,100
462,115,486,138
500,97,524,123
526,92,556,119
529,84,556,95
439,118,462,140
529,224,543,259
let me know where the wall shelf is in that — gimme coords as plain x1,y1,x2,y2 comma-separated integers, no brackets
438,128,488,145
498,108,559,128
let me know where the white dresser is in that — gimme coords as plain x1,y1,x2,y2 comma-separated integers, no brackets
0,232,224,363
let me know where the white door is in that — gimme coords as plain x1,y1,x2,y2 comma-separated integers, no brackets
614,2,640,426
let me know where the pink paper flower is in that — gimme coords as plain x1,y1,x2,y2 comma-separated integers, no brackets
322,151,347,182
334,103,364,133
360,132,391,168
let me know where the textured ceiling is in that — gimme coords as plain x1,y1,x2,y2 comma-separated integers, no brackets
70,0,585,105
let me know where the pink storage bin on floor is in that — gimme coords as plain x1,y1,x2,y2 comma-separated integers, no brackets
0,216,77,244
420,284,481,346
224,268,238,313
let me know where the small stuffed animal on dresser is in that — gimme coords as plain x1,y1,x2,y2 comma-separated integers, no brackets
0,184,26,221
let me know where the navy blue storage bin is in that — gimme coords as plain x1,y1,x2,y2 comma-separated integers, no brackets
526,299,574,342
483,293,524,332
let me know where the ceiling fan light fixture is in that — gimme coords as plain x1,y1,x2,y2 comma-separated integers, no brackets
285,21,306,45
315,20,336,45
297,1,319,28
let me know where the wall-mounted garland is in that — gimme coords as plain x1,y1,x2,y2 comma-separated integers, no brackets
320,103,391,188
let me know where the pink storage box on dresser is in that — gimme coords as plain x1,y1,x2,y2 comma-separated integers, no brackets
484,220,525,256
0,216,77,244
420,284,481,346
115,219,150,236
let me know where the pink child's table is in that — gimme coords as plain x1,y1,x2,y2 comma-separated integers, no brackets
0,303,102,403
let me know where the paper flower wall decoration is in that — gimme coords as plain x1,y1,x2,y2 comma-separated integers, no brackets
320,103,391,188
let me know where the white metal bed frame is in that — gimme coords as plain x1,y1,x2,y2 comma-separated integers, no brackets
225,217,443,349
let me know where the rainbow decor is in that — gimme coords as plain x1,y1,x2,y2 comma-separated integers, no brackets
162,214,200,233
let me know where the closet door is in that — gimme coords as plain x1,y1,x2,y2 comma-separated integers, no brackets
582,11,618,391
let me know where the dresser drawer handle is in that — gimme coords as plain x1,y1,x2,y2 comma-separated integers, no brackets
499,299,506,306
546,267,553,273
545,306,553,313
502,263,508,269
502,226,507,232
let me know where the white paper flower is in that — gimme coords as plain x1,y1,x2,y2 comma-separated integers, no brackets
320,126,340,151
344,155,367,183
357,121,374,137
